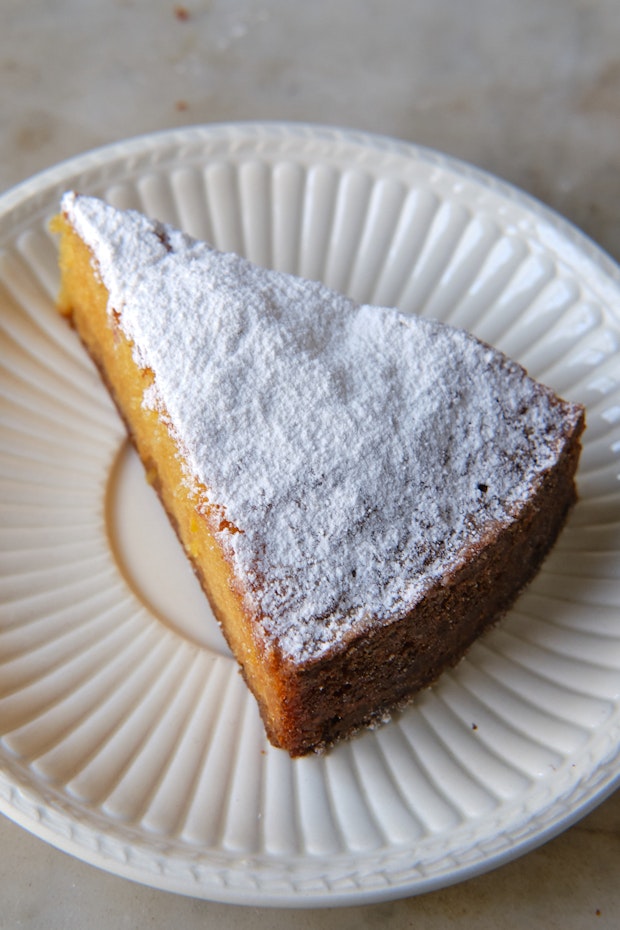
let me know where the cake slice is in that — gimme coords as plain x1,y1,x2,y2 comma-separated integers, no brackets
52,192,585,756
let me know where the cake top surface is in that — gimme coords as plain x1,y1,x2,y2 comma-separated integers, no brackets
61,191,581,664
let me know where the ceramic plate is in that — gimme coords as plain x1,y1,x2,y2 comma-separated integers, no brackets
1,123,620,907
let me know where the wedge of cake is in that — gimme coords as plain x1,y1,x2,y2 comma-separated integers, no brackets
52,192,585,756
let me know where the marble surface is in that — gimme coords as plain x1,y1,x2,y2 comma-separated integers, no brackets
1,0,620,926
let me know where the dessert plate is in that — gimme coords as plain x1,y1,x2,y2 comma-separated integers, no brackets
1,122,620,907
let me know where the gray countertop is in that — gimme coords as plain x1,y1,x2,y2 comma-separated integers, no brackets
1,1,620,927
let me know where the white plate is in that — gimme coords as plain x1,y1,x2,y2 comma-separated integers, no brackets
1,123,620,908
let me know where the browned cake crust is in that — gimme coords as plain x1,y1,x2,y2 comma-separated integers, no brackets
271,437,580,752
53,195,585,756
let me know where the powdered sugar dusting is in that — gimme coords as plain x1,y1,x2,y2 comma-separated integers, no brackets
62,192,582,663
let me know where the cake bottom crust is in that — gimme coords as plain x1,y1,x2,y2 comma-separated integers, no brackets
277,454,579,754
